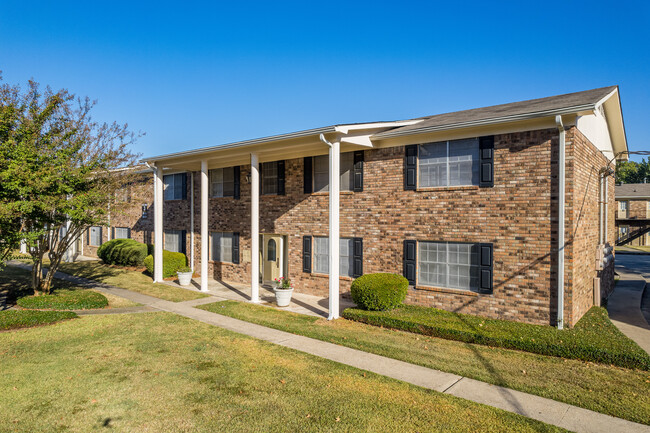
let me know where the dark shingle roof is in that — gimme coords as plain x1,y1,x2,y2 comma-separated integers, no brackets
616,183,650,198
378,86,617,137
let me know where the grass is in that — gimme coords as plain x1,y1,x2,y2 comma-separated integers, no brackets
198,300,650,425
623,245,650,253
16,289,108,310
0,310,77,331
0,312,566,433
342,305,650,370
56,261,208,302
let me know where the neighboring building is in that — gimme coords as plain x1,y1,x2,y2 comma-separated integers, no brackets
80,168,155,258
615,183,650,246
137,86,625,328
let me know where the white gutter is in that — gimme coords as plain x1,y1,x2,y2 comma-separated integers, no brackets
374,104,595,139
556,115,566,330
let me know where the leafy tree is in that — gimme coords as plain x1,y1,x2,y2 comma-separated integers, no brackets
616,159,650,184
0,76,140,293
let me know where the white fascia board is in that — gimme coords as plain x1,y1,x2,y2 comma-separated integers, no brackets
334,120,422,134
340,135,373,147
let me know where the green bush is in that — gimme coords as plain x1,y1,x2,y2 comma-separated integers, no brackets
144,250,188,278
350,273,408,311
97,239,148,267
342,305,650,370
0,310,77,330
17,289,109,310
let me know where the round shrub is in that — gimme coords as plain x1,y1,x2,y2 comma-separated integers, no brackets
350,273,408,311
17,289,108,310
97,239,148,267
144,250,188,279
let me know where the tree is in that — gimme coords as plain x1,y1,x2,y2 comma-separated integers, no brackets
0,76,140,293
616,159,650,184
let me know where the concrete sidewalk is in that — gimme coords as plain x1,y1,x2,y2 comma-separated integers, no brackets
7,263,650,433
607,278,650,354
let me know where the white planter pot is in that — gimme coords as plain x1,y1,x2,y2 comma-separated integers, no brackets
274,288,294,307
177,271,193,286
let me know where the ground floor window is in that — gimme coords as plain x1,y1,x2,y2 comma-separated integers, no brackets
314,237,354,277
165,230,185,254
418,241,480,291
211,232,234,263
113,227,130,239
89,226,102,247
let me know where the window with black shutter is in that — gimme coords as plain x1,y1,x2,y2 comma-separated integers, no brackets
277,160,285,195
353,151,364,192
404,145,417,190
479,136,495,187
352,237,363,278
403,239,417,284
302,235,312,273
232,232,240,264
304,157,313,194
234,166,241,199
478,243,493,294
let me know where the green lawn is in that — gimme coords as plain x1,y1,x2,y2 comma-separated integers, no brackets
56,261,208,302
622,245,650,253
199,300,650,425
342,304,650,370
0,310,77,331
0,312,566,433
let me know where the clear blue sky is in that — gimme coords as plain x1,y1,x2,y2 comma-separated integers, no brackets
1,1,648,161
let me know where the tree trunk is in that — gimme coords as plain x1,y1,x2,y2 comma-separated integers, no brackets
31,257,44,295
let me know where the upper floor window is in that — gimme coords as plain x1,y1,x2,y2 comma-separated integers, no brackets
163,173,186,201
619,200,628,212
313,152,354,192
210,167,236,197
115,185,130,203
262,162,278,195
419,138,479,187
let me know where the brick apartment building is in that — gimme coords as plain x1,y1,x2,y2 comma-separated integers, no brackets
615,183,650,246
85,86,627,328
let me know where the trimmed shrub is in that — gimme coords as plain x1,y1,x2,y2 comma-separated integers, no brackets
97,239,148,267
350,273,408,311
144,250,187,278
342,305,650,370
17,289,109,310
0,310,77,330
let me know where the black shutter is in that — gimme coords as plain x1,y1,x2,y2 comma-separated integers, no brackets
181,173,188,200
234,166,241,199
479,136,495,187
99,227,103,245
111,227,115,240
478,243,493,294
180,230,187,256
304,157,313,194
277,160,285,195
353,151,364,192
352,237,363,278
232,232,240,264
127,228,131,239
302,235,312,273
404,145,417,190
403,240,417,285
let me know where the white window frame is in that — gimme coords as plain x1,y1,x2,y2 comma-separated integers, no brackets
313,237,354,277
164,230,183,253
209,167,235,198
313,152,354,192
163,173,185,201
417,241,480,292
211,232,234,263
89,226,102,247
114,227,130,239
418,138,479,188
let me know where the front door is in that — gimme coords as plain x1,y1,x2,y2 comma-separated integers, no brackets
261,234,284,284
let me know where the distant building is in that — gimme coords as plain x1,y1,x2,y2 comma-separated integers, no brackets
615,183,650,246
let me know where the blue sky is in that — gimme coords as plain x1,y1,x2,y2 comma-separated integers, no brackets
1,1,648,161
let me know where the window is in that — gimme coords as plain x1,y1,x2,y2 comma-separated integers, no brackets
89,226,102,247
262,162,278,195
419,138,479,187
418,242,480,291
313,152,354,192
163,173,186,200
141,204,149,219
165,230,184,253
114,227,130,239
313,237,354,277
209,167,235,197
211,232,234,263
115,186,129,203
619,226,629,239
267,239,277,261
620,200,628,212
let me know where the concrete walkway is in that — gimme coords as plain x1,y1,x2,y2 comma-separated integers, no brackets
607,278,650,354
6,263,650,433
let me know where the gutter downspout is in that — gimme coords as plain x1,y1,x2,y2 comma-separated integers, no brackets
556,115,566,330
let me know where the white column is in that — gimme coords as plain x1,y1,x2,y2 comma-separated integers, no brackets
201,160,209,292
250,153,260,303
154,165,164,283
190,173,195,272
328,140,341,320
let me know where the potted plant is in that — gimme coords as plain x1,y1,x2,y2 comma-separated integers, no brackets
177,266,193,286
273,277,294,307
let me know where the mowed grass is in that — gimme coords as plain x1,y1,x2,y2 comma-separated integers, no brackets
0,312,566,433
56,261,208,302
199,300,650,425
0,310,77,331
1,266,137,309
